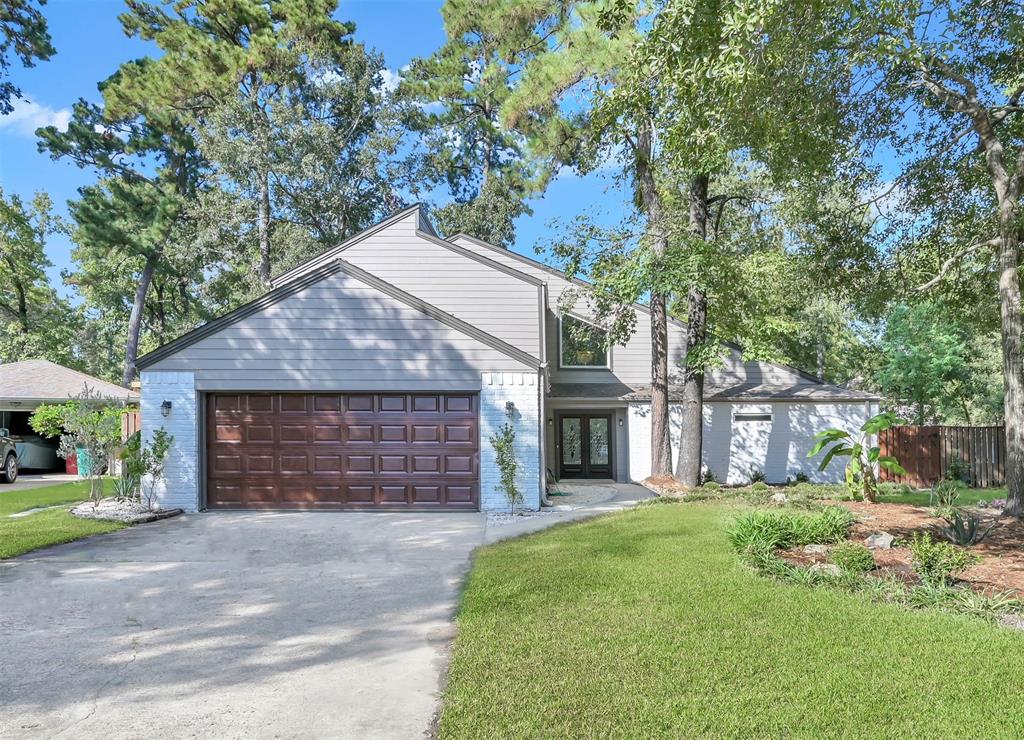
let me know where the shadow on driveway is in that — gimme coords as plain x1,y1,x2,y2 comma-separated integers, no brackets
0,511,484,739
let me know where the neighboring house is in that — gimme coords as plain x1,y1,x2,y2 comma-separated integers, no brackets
0,360,139,470
137,205,879,512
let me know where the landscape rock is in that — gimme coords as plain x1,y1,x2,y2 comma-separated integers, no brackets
770,493,789,505
71,498,182,524
803,544,830,556
865,532,895,549
809,563,843,577
999,614,1024,631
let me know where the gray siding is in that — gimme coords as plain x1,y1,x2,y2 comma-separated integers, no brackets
338,221,542,359
450,236,816,389
145,269,532,391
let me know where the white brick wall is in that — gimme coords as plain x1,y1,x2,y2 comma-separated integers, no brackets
480,371,542,511
629,400,877,485
140,371,199,511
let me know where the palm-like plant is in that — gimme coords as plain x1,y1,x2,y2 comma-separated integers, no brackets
808,412,907,503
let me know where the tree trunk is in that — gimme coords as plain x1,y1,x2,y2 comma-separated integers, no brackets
675,174,709,486
816,336,826,382
123,251,159,387
633,122,672,476
258,174,272,286
998,214,1024,517
2,256,29,332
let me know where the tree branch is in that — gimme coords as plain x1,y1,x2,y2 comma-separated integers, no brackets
916,236,1001,291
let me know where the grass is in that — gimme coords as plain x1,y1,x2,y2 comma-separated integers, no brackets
0,478,115,516
439,504,1024,738
0,478,124,559
879,486,999,507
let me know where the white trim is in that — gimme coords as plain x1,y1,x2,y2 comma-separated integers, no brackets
557,314,611,370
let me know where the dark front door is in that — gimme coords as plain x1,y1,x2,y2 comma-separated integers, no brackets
558,414,613,479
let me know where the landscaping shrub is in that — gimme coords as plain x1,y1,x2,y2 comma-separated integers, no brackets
701,468,718,485
701,481,721,491
908,532,980,586
727,507,856,554
945,456,970,484
751,481,770,493
931,479,963,508
749,469,767,484
830,541,875,573
793,471,810,484
934,509,997,546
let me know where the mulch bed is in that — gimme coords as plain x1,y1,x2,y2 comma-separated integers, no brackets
782,500,1024,596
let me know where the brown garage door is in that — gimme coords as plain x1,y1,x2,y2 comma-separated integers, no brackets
205,393,479,509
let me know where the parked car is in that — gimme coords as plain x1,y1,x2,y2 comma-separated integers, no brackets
0,428,18,483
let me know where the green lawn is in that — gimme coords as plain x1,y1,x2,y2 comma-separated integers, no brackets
439,504,1024,738
0,479,124,559
0,479,115,516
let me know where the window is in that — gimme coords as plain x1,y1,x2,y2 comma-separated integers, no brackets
734,412,773,422
559,315,609,368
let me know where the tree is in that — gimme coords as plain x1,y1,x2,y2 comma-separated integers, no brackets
462,0,859,483
856,0,1024,516
30,386,128,507
399,5,536,247
39,94,205,386
108,0,392,286
809,412,907,503
0,0,55,114
0,188,78,365
876,302,971,425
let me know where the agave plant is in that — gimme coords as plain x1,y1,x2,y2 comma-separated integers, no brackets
935,509,997,546
808,412,907,503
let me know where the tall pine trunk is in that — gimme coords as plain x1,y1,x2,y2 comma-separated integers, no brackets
258,174,272,285
634,122,672,476
123,251,159,387
997,207,1024,517
675,174,709,486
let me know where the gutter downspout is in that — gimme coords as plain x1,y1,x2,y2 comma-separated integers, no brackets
538,283,552,507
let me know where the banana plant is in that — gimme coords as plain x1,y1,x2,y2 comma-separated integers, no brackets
808,412,907,503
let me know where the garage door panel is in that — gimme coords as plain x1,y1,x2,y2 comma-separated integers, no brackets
207,393,479,509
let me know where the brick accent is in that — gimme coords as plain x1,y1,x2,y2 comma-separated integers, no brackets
480,372,541,512
140,372,199,511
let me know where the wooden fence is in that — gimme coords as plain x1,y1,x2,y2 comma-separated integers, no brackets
878,425,1005,488
122,410,140,441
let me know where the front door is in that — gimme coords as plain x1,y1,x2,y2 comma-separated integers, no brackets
558,414,613,479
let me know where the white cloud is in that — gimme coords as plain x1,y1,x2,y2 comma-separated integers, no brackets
379,68,402,94
0,96,71,137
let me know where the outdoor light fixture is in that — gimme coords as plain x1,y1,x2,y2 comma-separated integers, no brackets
504,400,516,417
618,418,624,427
160,400,172,418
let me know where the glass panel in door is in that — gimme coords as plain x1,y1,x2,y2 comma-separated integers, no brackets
561,417,582,465
589,417,609,466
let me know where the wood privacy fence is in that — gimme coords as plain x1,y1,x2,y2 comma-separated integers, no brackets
122,410,140,441
877,425,1005,488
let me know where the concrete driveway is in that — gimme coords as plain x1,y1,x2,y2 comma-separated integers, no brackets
0,511,484,739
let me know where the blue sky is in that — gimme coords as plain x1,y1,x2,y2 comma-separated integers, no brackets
0,0,626,296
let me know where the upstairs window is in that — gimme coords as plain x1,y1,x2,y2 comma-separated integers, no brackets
560,315,609,368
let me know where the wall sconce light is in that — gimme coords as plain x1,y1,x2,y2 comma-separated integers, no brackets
160,400,172,418
504,400,516,418
618,418,624,427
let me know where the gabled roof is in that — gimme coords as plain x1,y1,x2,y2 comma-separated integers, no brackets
0,360,138,403
137,255,541,372
271,204,432,287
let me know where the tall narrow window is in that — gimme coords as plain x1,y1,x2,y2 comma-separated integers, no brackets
559,315,609,368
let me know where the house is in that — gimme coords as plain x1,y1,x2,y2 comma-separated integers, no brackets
0,360,139,470
136,205,879,512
